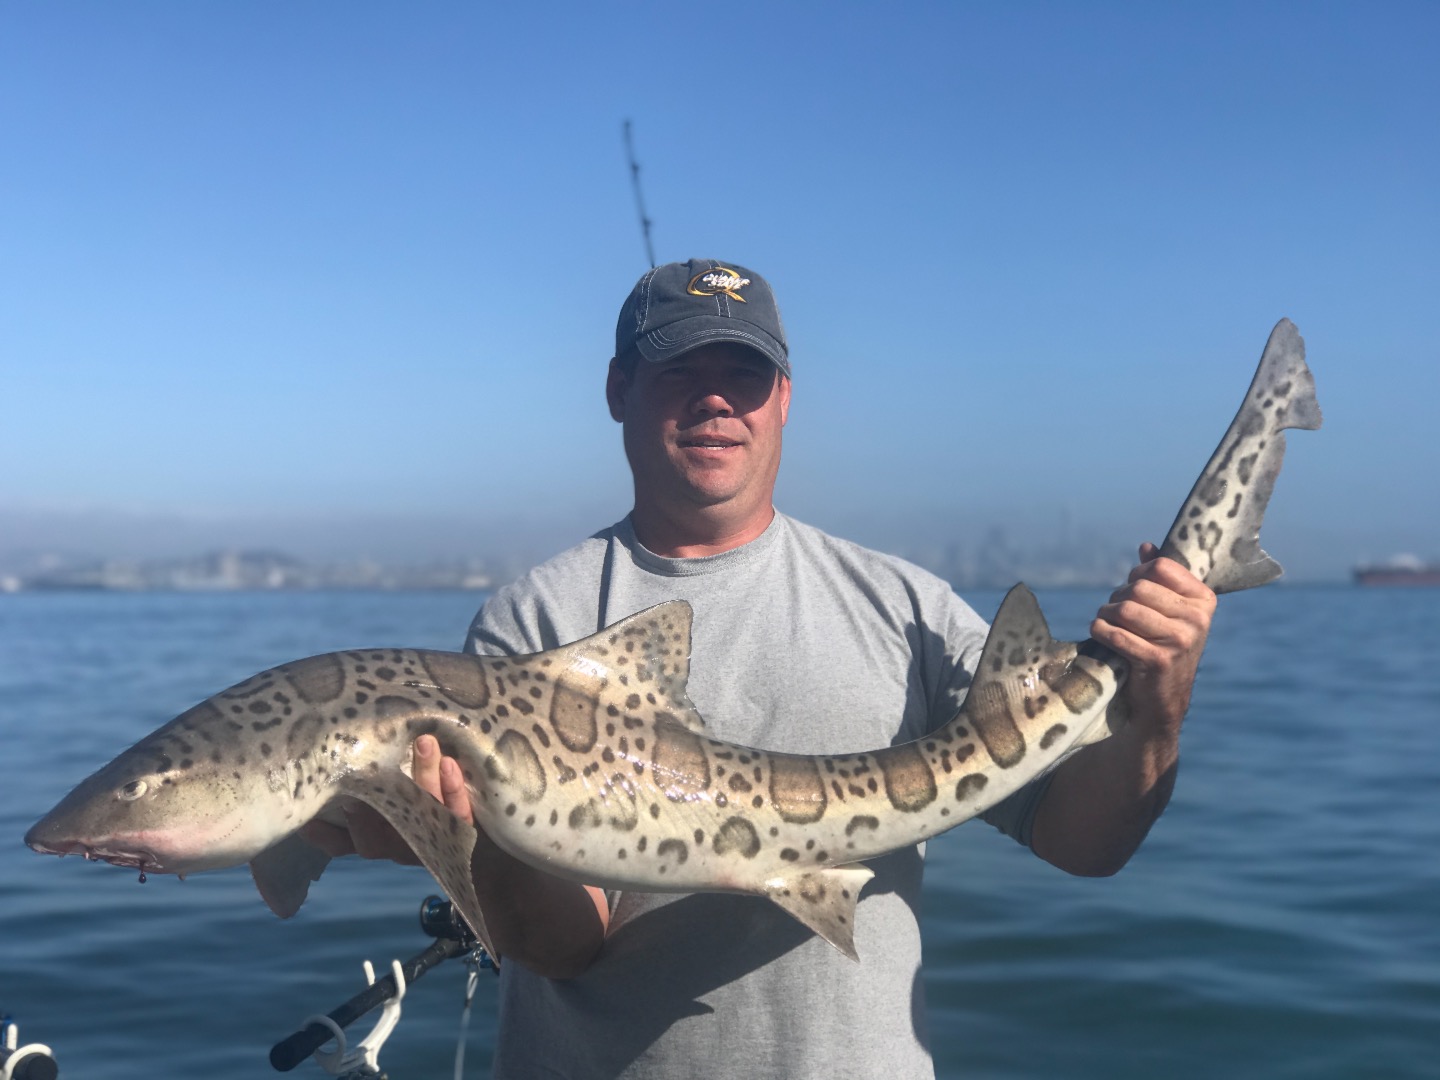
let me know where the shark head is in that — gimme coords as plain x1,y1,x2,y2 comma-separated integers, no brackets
25,701,297,876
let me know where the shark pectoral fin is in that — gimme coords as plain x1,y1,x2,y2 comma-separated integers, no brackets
250,832,333,918
763,863,875,962
337,772,497,960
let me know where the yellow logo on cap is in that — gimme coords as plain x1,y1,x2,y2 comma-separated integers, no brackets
687,267,751,302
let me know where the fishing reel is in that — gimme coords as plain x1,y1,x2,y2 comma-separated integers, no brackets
0,1017,58,1080
417,895,478,946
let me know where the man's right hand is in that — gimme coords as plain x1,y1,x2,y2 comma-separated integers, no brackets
300,734,468,865
300,733,612,978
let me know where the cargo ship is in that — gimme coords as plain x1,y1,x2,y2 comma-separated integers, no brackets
1352,555,1440,587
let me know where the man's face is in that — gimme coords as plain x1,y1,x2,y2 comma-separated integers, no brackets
607,343,791,518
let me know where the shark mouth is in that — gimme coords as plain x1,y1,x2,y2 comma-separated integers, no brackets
25,833,165,873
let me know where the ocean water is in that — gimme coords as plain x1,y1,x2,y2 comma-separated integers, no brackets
1,587,1436,1078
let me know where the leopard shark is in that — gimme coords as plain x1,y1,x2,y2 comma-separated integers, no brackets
25,319,1320,962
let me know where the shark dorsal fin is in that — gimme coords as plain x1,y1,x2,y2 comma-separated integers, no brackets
562,601,706,734
969,584,1055,692
959,584,1061,768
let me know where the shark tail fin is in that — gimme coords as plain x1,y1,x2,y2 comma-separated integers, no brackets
1159,318,1323,594
763,863,875,961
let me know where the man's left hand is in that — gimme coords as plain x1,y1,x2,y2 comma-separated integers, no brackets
1090,542,1217,738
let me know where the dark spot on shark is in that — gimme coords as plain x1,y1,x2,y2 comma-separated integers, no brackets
955,774,989,800
568,802,601,829
550,672,599,752
1042,661,1104,717
651,725,709,802
713,818,760,859
846,815,880,836
481,731,546,802
1039,723,1068,750
657,838,687,864
879,743,939,812
769,756,827,824
416,653,489,709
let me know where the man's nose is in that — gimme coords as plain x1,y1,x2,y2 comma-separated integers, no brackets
691,388,735,417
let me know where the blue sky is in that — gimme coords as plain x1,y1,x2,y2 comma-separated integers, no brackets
2,1,1436,581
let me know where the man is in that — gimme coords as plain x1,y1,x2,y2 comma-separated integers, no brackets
308,259,1215,1078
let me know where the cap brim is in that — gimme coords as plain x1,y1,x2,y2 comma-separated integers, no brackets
636,315,791,378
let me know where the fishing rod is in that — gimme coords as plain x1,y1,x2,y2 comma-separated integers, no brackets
623,119,656,269
269,896,495,1077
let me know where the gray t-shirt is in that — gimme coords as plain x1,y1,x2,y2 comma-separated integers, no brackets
464,512,1045,1080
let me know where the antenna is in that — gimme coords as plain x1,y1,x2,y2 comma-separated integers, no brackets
623,120,656,269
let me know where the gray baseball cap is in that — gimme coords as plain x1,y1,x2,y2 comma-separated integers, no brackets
614,258,790,378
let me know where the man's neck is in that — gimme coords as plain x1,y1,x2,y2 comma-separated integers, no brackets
630,502,776,559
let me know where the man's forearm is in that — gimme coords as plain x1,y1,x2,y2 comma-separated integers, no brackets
1029,716,1180,877
469,831,610,979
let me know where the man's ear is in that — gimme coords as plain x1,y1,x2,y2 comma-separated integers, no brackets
605,358,628,422
777,374,792,426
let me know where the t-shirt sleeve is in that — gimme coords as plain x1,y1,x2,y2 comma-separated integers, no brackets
463,587,544,657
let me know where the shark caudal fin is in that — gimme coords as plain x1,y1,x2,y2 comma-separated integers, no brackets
763,863,875,961
1159,319,1323,593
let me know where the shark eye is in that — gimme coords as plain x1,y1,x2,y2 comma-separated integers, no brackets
119,780,148,801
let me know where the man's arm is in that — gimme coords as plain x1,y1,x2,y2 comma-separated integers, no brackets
301,735,610,979
1029,543,1217,877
